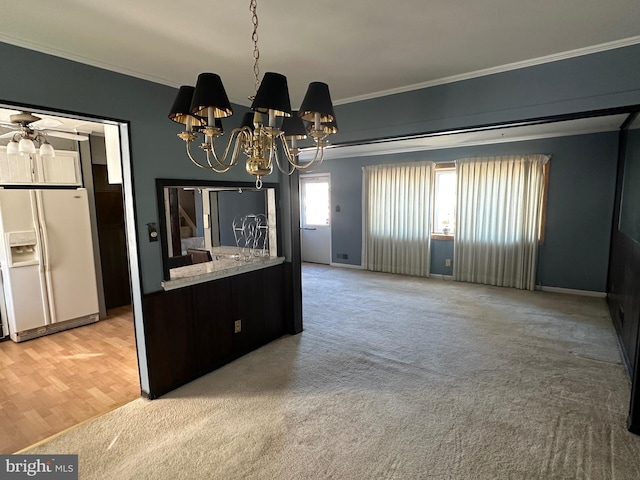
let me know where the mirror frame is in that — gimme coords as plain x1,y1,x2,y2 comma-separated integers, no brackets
155,178,280,281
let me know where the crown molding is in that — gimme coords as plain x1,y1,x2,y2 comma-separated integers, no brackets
3,33,640,108
0,35,178,88
334,35,640,105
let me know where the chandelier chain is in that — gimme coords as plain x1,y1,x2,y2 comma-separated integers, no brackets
250,0,260,93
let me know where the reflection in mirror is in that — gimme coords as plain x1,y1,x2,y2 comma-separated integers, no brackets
160,182,278,279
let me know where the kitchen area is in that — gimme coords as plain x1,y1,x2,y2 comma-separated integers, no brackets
0,107,139,453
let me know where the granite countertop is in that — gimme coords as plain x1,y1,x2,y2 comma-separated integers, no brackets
161,247,284,291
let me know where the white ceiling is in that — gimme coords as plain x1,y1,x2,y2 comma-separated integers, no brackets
1,0,639,108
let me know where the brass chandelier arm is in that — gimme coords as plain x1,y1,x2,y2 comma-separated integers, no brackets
294,145,326,174
281,138,326,171
185,142,233,173
207,127,250,168
271,141,296,175
184,126,254,173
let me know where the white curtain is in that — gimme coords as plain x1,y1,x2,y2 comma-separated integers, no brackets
362,161,434,276
453,154,549,290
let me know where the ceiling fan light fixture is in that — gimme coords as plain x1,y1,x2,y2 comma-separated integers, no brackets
6,139,19,156
18,137,36,155
39,140,55,158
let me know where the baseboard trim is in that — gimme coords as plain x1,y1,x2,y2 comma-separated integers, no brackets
429,274,454,280
536,285,606,298
329,262,363,269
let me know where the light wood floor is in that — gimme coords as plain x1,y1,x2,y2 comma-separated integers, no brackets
0,306,139,453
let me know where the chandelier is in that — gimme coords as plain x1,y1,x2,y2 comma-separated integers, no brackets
168,0,337,189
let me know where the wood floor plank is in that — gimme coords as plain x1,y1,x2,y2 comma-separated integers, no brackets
0,307,139,453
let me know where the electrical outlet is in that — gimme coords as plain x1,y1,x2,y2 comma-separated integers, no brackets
445,259,452,267
234,319,242,333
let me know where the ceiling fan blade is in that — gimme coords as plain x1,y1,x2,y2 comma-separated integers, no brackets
0,131,17,139
11,112,42,125
30,118,63,129
46,131,89,141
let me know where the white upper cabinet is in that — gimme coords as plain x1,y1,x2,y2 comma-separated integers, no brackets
0,148,81,186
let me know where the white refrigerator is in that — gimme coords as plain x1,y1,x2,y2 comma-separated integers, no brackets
0,188,99,342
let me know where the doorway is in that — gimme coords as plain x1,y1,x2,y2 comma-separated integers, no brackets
300,174,331,265
0,105,140,453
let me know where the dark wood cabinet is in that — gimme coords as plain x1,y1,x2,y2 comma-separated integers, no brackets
143,288,195,395
191,279,234,374
231,270,267,354
142,263,288,398
263,265,286,341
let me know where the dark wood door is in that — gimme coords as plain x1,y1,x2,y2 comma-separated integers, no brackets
92,164,131,309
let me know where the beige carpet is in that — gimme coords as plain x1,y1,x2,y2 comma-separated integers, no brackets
24,264,640,479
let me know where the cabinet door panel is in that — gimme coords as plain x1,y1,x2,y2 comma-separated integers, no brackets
231,270,266,353
191,279,234,372
38,151,80,184
263,266,285,341
0,151,34,183
143,288,195,396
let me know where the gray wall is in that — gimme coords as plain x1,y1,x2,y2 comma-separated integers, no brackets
333,44,640,145
0,41,270,294
217,190,267,246
620,128,640,242
314,132,619,292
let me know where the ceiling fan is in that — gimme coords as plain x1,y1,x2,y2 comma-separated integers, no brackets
0,112,89,157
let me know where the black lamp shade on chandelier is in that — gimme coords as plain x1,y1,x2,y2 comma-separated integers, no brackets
190,73,234,119
240,112,256,131
315,119,339,135
250,72,292,117
299,82,336,123
281,111,307,140
169,86,205,126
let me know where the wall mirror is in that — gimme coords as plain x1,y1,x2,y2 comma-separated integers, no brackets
156,179,279,280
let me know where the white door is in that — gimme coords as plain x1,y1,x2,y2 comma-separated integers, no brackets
300,174,331,264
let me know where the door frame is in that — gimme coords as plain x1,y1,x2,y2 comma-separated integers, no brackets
0,101,145,389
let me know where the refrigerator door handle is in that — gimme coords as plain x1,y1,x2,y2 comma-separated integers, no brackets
34,190,56,324
30,191,52,326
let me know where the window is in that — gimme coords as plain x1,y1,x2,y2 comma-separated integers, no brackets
302,180,330,226
432,166,456,236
